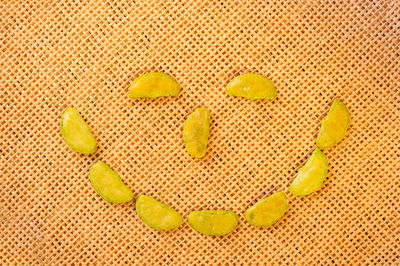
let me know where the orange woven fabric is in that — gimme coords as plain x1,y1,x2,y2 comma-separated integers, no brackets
1,0,399,264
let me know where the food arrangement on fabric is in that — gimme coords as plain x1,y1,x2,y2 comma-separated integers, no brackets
60,72,351,236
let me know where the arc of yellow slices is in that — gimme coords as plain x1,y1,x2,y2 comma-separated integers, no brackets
316,98,350,149
290,148,328,196
245,192,288,227
183,108,211,158
89,161,134,203
128,72,180,98
136,195,183,231
60,108,97,155
188,210,238,236
227,73,276,100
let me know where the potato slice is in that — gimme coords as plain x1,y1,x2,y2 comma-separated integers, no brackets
183,108,211,158
316,98,350,149
245,192,288,227
188,210,238,236
136,195,183,231
290,148,328,196
60,108,97,155
227,73,276,100
128,72,180,98
89,161,133,203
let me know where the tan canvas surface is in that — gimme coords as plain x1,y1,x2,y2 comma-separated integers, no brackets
1,0,399,265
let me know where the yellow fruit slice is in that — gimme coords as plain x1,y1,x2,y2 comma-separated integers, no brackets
60,108,97,155
128,72,180,98
89,161,133,203
182,108,211,158
245,192,288,227
316,98,350,149
188,210,238,236
227,73,276,100
290,148,328,196
136,195,183,231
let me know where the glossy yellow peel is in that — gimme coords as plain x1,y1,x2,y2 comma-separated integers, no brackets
128,72,180,98
89,161,134,203
290,148,328,196
136,195,183,231
188,210,238,236
183,108,211,158
245,192,288,227
227,73,276,100
60,108,97,155
316,98,350,149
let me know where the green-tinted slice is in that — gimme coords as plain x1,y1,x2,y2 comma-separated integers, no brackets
188,210,238,236
290,148,328,197
227,73,276,100
128,72,180,98
316,98,350,149
60,108,97,155
136,195,183,231
245,192,288,227
89,161,133,203
183,108,211,158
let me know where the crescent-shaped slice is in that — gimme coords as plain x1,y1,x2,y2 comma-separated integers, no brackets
245,192,288,227
227,73,276,100
188,210,238,236
290,148,328,196
60,108,97,155
316,98,350,149
128,72,180,98
183,108,211,158
89,161,134,203
136,195,183,231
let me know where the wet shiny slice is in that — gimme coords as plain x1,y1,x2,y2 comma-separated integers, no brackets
60,108,97,155
316,98,350,149
136,195,183,231
245,192,288,227
89,161,133,203
227,73,276,100
128,72,180,98
290,148,328,196
183,108,211,158
188,210,238,236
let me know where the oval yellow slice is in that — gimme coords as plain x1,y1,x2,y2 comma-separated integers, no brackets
60,108,97,155
245,192,288,227
316,98,350,149
89,161,133,203
183,108,211,158
290,148,328,196
227,73,276,100
188,210,238,236
136,195,183,231
128,72,180,98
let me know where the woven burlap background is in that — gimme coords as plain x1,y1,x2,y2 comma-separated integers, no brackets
1,0,399,265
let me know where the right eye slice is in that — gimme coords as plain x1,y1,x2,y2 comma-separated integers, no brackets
227,73,276,100
128,72,180,99
136,195,183,231
245,192,289,227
